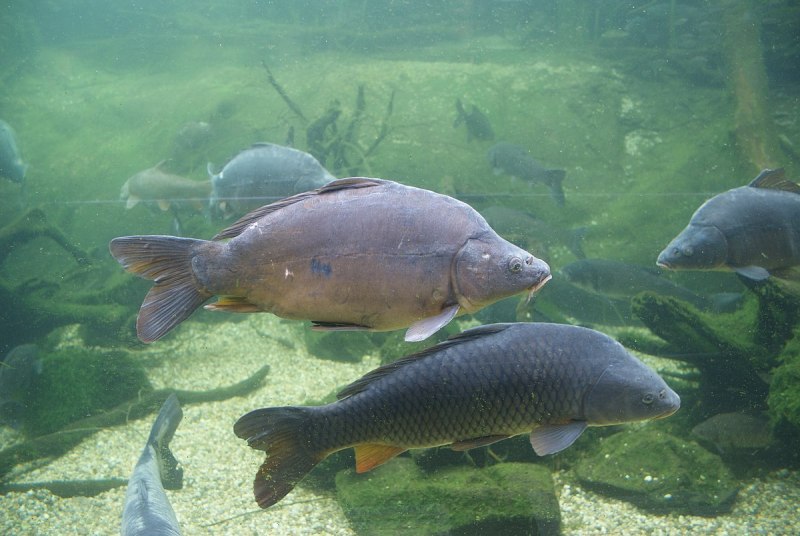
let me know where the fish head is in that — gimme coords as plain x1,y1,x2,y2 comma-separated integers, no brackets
583,359,680,426
453,236,551,312
559,260,597,291
656,223,728,271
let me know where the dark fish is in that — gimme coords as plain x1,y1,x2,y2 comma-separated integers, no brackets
480,205,586,260
488,142,566,206
691,412,772,453
172,121,212,153
234,322,680,509
109,178,551,343
121,393,183,536
0,344,42,429
657,169,800,281
208,142,336,218
561,258,709,309
453,99,494,142
120,162,211,213
0,120,26,183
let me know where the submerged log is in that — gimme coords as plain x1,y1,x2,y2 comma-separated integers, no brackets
722,0,783,171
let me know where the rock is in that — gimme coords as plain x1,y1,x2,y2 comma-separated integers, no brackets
574,428,738,515
336,458,560,535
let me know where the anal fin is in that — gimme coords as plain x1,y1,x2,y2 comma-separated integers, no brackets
354,444,406,473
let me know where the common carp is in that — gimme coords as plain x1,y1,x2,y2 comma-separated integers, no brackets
234,322,680,509
657,169,800,281
110,178,551,343
121,393,183,536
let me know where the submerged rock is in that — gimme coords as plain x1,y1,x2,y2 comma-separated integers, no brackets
574,428,738,515
336,458,560,535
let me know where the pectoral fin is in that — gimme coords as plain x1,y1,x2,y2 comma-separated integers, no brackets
735,266,770,281
354,444,406,473
529,421,587,455
126,195,140,209
405,304,459,342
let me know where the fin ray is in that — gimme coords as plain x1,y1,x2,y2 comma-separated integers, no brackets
354,444,406,473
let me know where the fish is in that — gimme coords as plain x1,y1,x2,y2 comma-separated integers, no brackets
453,99,494,142
691,412,773,454
0,344,42,429
561,258,709,309
109,178,551,343
234,322,680,509
208,142,336,219
121,393,183,536
120,162,211,212
0,120,26,183
479,205,586,260
487,142,566,206
657,169,800,282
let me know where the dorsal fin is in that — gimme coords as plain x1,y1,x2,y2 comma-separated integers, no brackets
336,323,513,400
748,168,800,193
212,177,387,241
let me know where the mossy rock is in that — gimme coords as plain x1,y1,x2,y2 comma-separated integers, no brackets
24,348,151,436
336,458,560,535
574,428,738,515
768,330,800,430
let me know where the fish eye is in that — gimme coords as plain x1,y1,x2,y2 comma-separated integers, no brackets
509,257,523,273
642,393,655,405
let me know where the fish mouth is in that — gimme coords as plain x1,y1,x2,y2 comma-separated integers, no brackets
526,274,552,302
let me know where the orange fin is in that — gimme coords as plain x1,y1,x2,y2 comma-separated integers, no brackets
204,296,261,312
354,444,405,473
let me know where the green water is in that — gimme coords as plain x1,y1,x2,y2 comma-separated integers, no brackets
1,1,799,534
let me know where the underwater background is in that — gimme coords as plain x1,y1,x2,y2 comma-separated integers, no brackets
1,1,800,534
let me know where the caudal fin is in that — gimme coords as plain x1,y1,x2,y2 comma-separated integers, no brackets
109,235,212,343
234,406,326,509
545,169,566,206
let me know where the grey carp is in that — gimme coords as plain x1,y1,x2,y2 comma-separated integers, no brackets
657,169,800,281
110,178,550,343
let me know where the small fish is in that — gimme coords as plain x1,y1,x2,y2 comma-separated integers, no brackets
208,142,336,219
488,142,566,206
691,412,773,454
121,393,183,536
120,162,211,212
0,120,26,183
109,178,551,343
234,322,680,509
453,99,494,142
0,344,42,429
561,258,709,309
657,169,800,281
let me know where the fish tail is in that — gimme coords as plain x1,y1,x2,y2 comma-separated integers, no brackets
149,393,184,490
109,235,212,343
234,406,326,509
